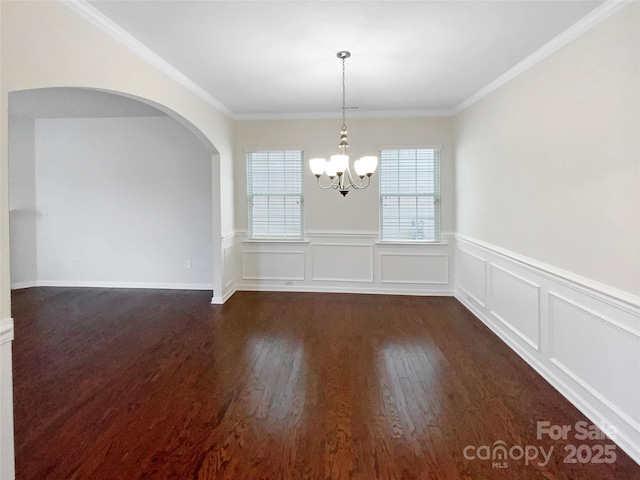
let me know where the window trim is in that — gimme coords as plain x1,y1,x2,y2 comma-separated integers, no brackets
378,145,442,243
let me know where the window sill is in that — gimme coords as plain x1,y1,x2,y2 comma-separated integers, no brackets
375,240,448,246
243,238,310,244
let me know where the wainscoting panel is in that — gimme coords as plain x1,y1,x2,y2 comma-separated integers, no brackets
223,244,234,289
241,251,306,281
455,234,640,466
489,264,540,350
380,253,448,284
549,293,640,429
457,248,486,307
234,232,455,295
311,244,374,283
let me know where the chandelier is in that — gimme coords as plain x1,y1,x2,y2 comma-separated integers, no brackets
309,51,378,197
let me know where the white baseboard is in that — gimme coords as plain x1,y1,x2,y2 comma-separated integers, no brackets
10,281,39,290
455,235,640,467
13,280,214,291
236,283,455,297
211,287,237,305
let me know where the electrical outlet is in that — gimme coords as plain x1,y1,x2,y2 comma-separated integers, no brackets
185,260,191,269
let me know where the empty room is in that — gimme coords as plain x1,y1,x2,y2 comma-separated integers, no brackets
1,1,639,479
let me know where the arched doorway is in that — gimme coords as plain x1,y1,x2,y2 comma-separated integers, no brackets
8,87,221,296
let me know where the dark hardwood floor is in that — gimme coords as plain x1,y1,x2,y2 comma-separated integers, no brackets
11,288,640,479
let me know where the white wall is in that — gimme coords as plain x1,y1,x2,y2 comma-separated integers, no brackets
229,117,456,296
10,116,213,289
235,117,455,234
455,2,640,465
8,117,37,286
455,2,640,297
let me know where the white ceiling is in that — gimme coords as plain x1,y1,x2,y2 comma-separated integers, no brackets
85,1,603,118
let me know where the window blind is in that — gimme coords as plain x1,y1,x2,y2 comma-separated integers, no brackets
380,148,441,241
247,150,303,238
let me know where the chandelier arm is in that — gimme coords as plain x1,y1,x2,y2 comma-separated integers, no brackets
343,166,357,188
316,176,341,190
332,166,372,191
349,175,372,190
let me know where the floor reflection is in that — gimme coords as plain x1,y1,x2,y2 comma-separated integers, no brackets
242,335,307,433
377,343,442,442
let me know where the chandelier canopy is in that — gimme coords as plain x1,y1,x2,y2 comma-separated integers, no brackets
309,51,378,197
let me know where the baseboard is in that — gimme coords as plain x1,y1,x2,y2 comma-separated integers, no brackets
14,280,214,291
10,281,39,290
236,283,455,297
213,283,453,303
211,287,236,305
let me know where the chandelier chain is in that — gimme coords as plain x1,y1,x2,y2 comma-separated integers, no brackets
341,55,347,132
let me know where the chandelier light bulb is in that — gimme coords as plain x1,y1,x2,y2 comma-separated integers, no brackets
330,154,349,174
324,160,338,178
309,158,327,176
360,156,378,176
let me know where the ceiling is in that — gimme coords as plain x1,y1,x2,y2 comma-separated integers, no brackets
83,1,603,118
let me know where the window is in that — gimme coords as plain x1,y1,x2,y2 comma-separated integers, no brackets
247,150,303,238
379,147,441,241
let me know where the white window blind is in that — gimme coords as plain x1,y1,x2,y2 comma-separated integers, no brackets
380,148,441,241
247,150,303,238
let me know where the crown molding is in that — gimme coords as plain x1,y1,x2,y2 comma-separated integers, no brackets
234,109,454,121
452,0,634,115
59,0,235,118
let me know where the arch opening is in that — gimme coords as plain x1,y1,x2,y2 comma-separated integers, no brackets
8,87,222,295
